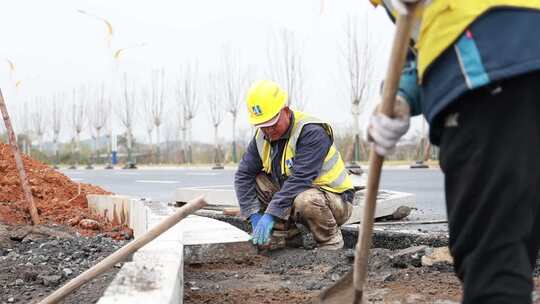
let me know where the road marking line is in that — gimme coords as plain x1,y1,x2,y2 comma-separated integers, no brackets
136,180,180,184
184,172,219,176
70,178,84,181
185,184,232,189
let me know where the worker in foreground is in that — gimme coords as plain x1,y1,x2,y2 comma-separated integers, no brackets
234,80,355,250
367,0,540,303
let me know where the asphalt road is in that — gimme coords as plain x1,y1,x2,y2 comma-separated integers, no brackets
61,166,446,221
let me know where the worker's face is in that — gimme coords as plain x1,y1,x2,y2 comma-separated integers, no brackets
260,108,290,141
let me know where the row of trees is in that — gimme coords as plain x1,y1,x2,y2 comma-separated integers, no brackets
2,15,417,167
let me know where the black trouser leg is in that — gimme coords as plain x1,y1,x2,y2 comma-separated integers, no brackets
438,72,540,304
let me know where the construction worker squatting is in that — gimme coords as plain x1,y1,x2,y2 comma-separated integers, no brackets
234,80,355,250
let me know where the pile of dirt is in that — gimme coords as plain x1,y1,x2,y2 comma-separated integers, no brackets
0,143,128,238
0,223,127,304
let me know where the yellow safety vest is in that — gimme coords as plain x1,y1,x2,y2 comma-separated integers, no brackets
418,0,540,81
374,0,540,82
254,111,354,194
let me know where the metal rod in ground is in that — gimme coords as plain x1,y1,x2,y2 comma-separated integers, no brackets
0,89,40,225
37,196,207,304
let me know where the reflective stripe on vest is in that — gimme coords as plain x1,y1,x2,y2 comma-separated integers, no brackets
254,111,353,193
416,0,540,82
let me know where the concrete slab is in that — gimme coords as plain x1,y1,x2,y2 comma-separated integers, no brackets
88,195,254,304
174,187,416,225
174,188,238,207
347,189,416,224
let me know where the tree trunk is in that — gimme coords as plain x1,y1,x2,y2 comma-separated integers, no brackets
214,125,220,165
231,114,237,163
156,125,161,164
107,129,113,166
127,129,133,164
96,129,101,164
76,132,81,167
351,103,361,162
147,130,153,164
187,119,192,164
53,135,59,166
181,127,187,164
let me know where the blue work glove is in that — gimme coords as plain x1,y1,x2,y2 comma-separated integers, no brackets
252,214,275,246
249,213,262,231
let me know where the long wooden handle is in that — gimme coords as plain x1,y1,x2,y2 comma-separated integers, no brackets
38,196,207,304
0,89,40,225
352,5,421,303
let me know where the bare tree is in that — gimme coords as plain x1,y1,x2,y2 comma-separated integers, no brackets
15,101,31,154
51,93,64,168
207,76,224,168
150,69,166,163
117,74,137,168
142,92,154,162
222,47,252,163
343,14,375,166
267,28,306,110
177,63,200,164
175,99,187,164
90,85,109,165
71,88,87,169
31,98,46,153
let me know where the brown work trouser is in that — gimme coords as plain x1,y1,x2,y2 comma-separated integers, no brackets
255,173,353,247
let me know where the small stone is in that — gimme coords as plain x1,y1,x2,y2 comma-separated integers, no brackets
383,273,398,282
62,268,73,276
67,216,81,226
331,273,340,282
79,219,100,230
190,287,200,291
421,247,453,267
114,263,122,268
390,245,428,268
14,279,24,285
7,297,14,303
41,275,62,286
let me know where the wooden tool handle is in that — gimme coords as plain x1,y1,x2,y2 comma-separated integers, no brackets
0,89,40,225
352,4,421,302
38,196,207,304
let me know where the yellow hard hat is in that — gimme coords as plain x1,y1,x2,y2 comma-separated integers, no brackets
246,80,288,126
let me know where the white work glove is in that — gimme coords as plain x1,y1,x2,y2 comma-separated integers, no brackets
367,96,411,156
390,0,422,15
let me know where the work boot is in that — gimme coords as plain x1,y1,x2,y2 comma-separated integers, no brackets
318,230,345,250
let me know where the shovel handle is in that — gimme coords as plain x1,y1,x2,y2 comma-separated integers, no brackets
352,4,421,302
37,196,207,304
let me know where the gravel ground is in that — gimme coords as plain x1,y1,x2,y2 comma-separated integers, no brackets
185,241,540,304
184,247,461,304
0,223,128,304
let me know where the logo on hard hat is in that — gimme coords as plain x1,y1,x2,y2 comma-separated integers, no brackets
252,105,263,116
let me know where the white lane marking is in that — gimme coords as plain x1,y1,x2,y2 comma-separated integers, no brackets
136,180,180,184
184,172,219,176
70,178,84,181
185,184,232,189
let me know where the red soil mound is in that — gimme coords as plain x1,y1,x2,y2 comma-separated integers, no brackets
0,143,131,239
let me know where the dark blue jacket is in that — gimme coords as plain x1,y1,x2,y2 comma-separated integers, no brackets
399,8,540,144
235,112,334,220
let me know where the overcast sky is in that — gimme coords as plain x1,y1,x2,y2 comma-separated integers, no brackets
0,0,427,145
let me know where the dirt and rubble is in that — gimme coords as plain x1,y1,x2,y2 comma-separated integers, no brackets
0,223,128,304
0,143,131,239
185,238,540,304
0,143,133,303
